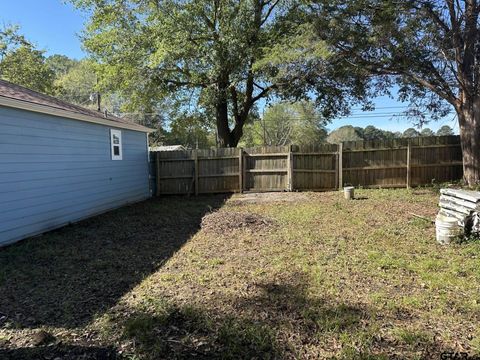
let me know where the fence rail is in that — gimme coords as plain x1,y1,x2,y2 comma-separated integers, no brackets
150,135,463,195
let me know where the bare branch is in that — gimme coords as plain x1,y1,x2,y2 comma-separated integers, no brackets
261,0,280,26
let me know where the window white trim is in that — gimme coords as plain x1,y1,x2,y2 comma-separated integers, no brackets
110,129,123,160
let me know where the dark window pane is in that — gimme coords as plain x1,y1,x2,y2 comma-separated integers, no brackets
113,146,120,156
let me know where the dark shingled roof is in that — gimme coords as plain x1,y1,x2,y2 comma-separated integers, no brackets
0,79,151,132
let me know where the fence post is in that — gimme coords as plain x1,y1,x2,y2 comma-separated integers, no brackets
287,145,294,191
406,139,412,189
238,147,243,193
334,145,339,190
243,150,248,192
194,150,199,196
338,143,343,189
155,152,160,196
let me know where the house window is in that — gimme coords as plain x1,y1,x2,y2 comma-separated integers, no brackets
110,129,122,160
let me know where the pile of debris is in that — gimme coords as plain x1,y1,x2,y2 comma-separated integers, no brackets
201,211,277,235
438,188,480,236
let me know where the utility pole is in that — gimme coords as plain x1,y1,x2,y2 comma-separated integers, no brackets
97,92,101,112
96,75,101,112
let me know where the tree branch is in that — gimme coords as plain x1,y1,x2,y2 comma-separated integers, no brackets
421,2,451,35
261,0,280,26
230,86,241,125
350,59,459,108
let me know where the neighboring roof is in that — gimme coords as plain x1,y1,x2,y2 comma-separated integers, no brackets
150,145,187,151
0,79,153,133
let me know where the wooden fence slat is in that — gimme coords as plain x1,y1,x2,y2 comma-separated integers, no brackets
239,148,243,193
343,165,407,171
338,143,343,189
294,169,337,173
194,150,199,196
199,173,240,178
242,151,247,192
410,162,463,168
156,152,160,196
343,147,407,153
335,148,339,190
294,152,338,156
247,152,289,157
406,139,412,189
287,145,293,191
246,169,288,173
157,158,194,162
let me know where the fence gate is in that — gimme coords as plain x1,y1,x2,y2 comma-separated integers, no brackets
243,146,290,192
291,144,339,191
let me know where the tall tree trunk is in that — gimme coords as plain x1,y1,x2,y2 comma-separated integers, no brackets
230,123,244,147
215,97,231,147
458,97,480,186
215,80,248,148
215,78,234,148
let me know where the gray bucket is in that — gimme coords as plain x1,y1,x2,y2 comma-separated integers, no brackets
435,214,462,245
344,186,354,200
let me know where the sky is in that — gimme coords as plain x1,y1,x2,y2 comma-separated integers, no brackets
0,0,459,134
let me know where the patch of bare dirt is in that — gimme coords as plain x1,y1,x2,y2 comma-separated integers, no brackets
200,211,277,234
228,191,312,205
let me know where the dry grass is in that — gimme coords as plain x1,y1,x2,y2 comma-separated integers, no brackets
0,189,479,359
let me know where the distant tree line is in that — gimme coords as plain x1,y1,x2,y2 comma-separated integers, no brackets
326,124,455,144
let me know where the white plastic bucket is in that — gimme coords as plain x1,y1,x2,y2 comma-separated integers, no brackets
344,186,354,200
435,214,462,245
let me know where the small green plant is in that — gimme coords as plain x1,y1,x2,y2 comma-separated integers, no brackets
470,329,480,355
217,318,277,359
392,328,430,346
459,232,480,244
303,303,362,333
124,315,155,339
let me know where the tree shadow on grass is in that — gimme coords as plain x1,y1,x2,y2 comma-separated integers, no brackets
116,274,369,359
117,274,463,359
0,344,120,360
0,195,228,329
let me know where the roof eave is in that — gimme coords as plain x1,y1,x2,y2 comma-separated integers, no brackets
0,96,155,133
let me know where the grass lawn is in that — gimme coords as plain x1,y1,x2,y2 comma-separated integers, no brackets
0,189,479,359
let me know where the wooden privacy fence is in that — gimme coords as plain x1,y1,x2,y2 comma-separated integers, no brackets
151,135,463,195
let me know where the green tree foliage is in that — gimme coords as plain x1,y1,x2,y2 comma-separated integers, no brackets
362,125,396,141
69,0,367,147
69,0,307,147
0,44,55,94
241,101,327,146
420,128,435,137
0,25,55,93
46,55,78,78
403,128,420,138
310,0,480,185
51,56,133,119
326,125,363,144
163,114,216,149
0,25,29,58
436,125,454,137
54,59,98,106
327,124,428,143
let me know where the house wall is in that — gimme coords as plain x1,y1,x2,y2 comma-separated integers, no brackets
0,106,151,246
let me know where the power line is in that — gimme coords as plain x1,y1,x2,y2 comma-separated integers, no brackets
349,105,411,110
